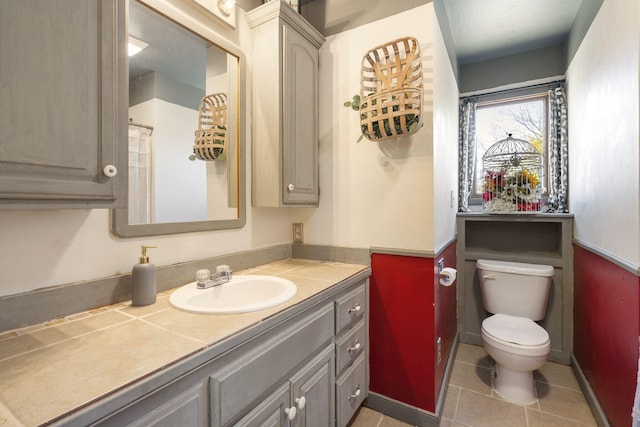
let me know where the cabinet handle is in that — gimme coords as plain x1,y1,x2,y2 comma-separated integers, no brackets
347,304,361,314
347,340,361,353
295,396,306,409
287,183,295,192
348,386,361,400
285,406,297,420
103,165,118,178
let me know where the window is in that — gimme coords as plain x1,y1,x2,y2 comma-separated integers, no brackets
471,93,549,201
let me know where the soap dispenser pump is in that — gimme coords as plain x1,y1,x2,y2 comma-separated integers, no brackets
131,245,157,306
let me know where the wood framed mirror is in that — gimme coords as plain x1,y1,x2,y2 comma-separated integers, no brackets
112,0,246,237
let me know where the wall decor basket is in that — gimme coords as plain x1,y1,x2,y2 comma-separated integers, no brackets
193,93,227,161
359,36,423,141
482,134,544,213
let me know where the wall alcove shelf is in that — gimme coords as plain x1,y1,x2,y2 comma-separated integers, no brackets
456,213,574,364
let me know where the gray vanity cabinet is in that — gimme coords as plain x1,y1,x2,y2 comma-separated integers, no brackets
248,1,324,207
210,305,335,426
64,276,369,427
333,285,368,427
0,0,126,208
235,346,334,427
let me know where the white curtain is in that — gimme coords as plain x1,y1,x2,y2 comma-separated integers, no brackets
128,125,152,224
458,98,477,211
547,85,569,212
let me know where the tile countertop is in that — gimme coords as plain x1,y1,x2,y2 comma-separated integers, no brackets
0,259,369,427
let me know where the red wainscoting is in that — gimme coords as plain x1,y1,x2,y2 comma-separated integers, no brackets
574,244,639,427
370,241,457,413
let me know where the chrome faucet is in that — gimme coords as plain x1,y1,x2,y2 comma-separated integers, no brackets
196,265,233,289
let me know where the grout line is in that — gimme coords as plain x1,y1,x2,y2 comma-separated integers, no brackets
136,317,208,346
0,318,137,363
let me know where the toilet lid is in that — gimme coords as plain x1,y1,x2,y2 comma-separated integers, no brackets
482,314,549,346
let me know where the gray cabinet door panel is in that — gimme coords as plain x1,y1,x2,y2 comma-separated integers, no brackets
335,353,366,427
291,345,334,427
233,383,290,427
335,284,366,334
335,320,366,377
282,24,318,206
127,385,207,427
210,304,333,426
0,0,125,207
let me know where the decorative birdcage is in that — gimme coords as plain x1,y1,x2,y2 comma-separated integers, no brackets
193,93,227,161
482,134,544,213
359,37,423,141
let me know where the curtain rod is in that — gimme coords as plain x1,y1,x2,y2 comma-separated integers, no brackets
128,119,154,135
460,79,565,100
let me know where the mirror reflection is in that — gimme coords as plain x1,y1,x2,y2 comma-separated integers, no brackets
127,0,239,225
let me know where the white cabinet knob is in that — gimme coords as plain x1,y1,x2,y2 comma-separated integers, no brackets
348,341,361,353
287,183,295,191
295,396,306,409
285,406,297,420
347,304,361,314
103,165,118,177
348,386,361,400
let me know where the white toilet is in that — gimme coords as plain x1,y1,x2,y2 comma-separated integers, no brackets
476,258,554,405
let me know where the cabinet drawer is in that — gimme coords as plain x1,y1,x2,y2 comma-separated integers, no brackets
335,353,366,427
335,284,366,334
335,320,366,376
210,304,333,426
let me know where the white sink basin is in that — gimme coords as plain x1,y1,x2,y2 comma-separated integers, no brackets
169,275,297,314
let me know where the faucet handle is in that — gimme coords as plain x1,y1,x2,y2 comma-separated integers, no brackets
216,264,231,274
216,264,232,280
196,269,211,285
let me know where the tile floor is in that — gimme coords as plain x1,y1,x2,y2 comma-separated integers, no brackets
351,343,598,427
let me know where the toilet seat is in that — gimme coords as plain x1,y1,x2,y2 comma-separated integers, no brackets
482,313,549,348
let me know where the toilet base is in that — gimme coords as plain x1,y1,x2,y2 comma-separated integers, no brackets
493,363,537,405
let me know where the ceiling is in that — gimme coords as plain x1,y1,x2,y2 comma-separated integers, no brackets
437,0,583,65
264,0,588,67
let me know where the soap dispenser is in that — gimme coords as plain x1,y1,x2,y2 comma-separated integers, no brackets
131,245,157,306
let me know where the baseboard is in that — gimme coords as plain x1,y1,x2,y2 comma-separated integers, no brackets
364,333,460,427
292,243,371,265
571,354,610,427
365,392,437,427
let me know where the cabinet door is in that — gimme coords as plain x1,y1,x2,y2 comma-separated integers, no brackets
126,385,207,427
234,383,290,427
290,346,334,427
281,24,319,206
0,0,126,208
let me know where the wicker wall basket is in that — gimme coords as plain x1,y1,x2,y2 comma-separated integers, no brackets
360,37,423,141
193,93,227,161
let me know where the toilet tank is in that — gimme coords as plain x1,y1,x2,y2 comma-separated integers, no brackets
476,259,554,321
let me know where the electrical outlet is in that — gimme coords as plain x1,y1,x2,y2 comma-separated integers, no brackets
292,223,304,243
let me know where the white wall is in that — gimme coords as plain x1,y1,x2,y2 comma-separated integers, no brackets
293,3,458,252
566,0,640,266
432,7,460,250
0,3,460,299
0,8,293,298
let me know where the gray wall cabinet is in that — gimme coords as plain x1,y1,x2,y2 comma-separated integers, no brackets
0,0,126,209
248,1,324,207
64,276,369,427
456,214,574,364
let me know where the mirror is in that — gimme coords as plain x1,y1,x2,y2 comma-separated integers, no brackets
113,0,246,237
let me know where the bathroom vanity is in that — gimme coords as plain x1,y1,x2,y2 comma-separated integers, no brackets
456,213,574,364
0,260,369,427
